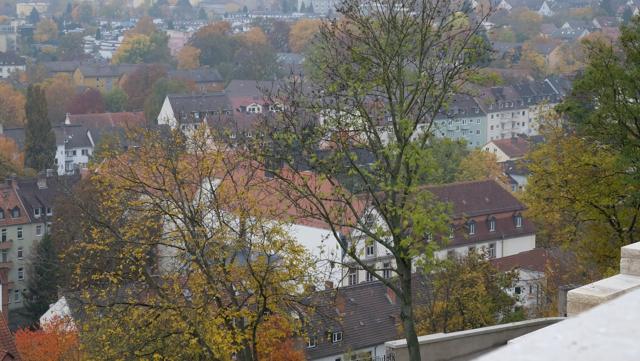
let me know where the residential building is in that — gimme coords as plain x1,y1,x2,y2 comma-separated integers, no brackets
343,180,536,286
72,64,139,91
0,52,25,79
492,248,548,310
0,29,17,53
156,92,234,135
482,136,530,163
0,309,20,360
305,282,402,361
432,94,487,148
16,1,48,18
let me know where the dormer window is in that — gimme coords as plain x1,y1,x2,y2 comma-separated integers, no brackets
11,207,19,218
307,335,317,348
0,209,3,219
34,208,41,218
449,225,454,239
515,214,523,228
488,217,496,232
468,220,476,235
332,331,343,343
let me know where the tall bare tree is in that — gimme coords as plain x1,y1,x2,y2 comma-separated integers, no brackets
253,0,491,359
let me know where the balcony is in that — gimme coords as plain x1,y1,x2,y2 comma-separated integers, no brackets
0,240,12,250
0,261,12,269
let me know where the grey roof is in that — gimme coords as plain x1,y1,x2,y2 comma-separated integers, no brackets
16,175,78,219
167,92,232,114
54,124,93,149
305,281,402,360
0,52,25,66
168,68,223,84
42,60,84,73
77,63,139,78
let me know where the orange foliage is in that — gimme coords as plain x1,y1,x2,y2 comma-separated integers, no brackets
257,316,305,361
194,21,232,38
15,317,80,361
0,136,24,175
0,83,26,126
288,19,321,53
177,45,201,70
239,27,268,46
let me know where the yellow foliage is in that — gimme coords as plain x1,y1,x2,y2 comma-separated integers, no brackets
238,27,268,46
176,45,201,70
288,19,321,53
34,19,58,43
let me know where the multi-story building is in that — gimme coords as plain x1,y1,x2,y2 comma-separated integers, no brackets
432,94,487,148
342,180,536,286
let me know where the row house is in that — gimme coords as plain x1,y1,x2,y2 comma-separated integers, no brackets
0,52,25,79
343,180,536,287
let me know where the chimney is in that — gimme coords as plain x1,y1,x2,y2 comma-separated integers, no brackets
386,287,397,305
37,172,47,189
335,292,346,315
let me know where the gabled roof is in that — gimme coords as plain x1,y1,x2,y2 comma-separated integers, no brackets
76,63,139,78
66,112,145,129
167,92,232,114
427,180,526,218
0,52,25,66
491,248,549,273
488,137,530,159
0,181,30,227
305,281,402,359
0,311,19,361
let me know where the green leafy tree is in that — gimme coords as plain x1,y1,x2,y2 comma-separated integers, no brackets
252,1,491,360
104,88,128,112
24,85,56,171
233,44,280,80
144,78,193,121
56,32,84,60
22,234,59,325
416,253,522,334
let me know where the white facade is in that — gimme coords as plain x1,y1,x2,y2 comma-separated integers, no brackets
311,344,387,361
54,143,92,175
0,62,24,79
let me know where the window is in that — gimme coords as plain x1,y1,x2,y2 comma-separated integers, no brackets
332,331,343,343
515,286,522,295
348,268,358,286
487,243,496,259
1,229,5,242
18,267,24,280
72,150,77,156
11,207,19,218
365,242,375,257
0,209,3,219
468,221,476,235
34,208,40,218
449,225,454,239
515,214,523,228
17,247,22,259
366,271,375,282
46,207,52,216
383,262,391,278
307,335,317,348
489,218,496,232
490,125,494,130
1,249,7,263
82,149,89,156
14,289,19,302
36,225,42,236
17,227,22,239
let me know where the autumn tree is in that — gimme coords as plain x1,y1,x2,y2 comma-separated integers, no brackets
288,18,320,53
455,149,506,183
518,42,548,78
71,1,93,24
176,45,201,70
0,83,26,127
24,85,56,171
268,20,291,52
415,253,521,334
62,128,316,360
239,27,269,46
252,1,492,360
66,88,105,115
15,317,81,361
34,18,58,43
119,64,167,110
112,18,170,64
56,33,85,61
143,78,194,121
40,74,76,123
0,136,24,178
509,9,542,42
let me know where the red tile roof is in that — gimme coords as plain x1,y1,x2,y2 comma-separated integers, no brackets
0,182,30,227
489,137,530,159
491,248,549,273
0,310,19,360
66,112,146,129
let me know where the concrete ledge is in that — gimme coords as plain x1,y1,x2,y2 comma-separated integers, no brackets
567,274,640,316
386,318,563,361
621,242,640,277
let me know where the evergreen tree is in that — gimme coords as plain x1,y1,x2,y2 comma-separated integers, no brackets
308,1,314,13
299,1,306,12
22,234,59,325
95,27,102,40
24,85,56,171
242,5,248,14
198,7,208,20
28,8,40,24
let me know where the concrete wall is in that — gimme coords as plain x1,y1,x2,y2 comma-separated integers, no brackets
567,242,640,316
386,318,563,361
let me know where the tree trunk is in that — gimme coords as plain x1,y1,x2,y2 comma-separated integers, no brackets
399,261,421,361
